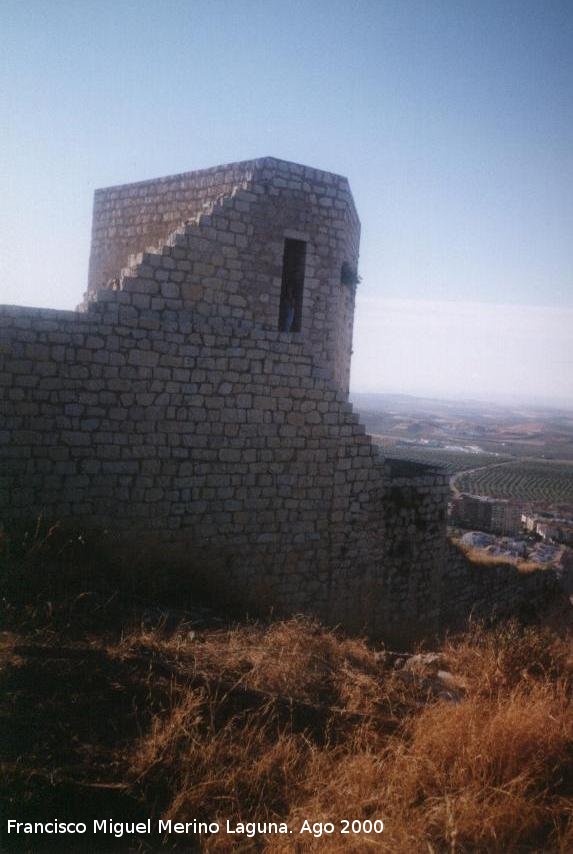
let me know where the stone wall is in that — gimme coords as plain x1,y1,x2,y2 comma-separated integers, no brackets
0,300,386,629
442,542,560,629
0,157,562,645
379,458,560,639
0,292,473,645
0,293,560,642
378,459,449,642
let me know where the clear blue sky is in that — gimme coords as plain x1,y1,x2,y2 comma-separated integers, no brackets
1,1,572,404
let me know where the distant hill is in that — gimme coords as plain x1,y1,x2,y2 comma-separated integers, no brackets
351,393,573,462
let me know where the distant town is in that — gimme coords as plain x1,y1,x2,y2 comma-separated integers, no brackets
450,494,572,570
352,392,573,572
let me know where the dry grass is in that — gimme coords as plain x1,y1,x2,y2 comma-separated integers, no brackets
123,618,389,713
455,542,544,573
126,617,572,853
1,526,571,852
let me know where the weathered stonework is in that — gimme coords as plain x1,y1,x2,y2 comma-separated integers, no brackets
0,157,559,644
83,157,359,395
442,541,560,627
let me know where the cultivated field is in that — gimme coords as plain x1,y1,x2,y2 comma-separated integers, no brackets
456,460,573,504
378,444,511,475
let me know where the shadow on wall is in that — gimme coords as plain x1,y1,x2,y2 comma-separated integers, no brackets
443,539,562,631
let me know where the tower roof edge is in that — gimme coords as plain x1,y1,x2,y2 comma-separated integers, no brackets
92,156,357,208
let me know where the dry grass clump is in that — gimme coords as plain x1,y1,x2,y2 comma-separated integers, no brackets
128,616,572,852
285,682,571,852
456,542,551,574
399,682,571,847
123,617,392,715
443,619,572,695
140,692,312,833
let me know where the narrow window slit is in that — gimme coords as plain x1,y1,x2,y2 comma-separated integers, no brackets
278,238,306,332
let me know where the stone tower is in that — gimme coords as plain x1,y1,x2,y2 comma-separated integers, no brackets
83,157,360,396
1,157,457,643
